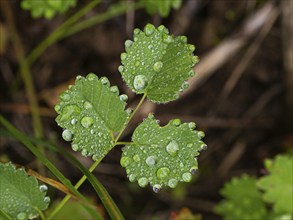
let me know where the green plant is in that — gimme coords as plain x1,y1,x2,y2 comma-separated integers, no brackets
140,0,182,17
0,23,205,219
215,154,293,220
21,0,77,19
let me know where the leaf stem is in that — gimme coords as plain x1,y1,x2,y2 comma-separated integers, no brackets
47,159,101,219
115,141,133,146
115,93,147,143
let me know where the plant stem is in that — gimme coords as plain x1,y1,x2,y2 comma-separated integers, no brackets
48,159,101,219
26,0,101,65
115,93,147,142
115,141,133,146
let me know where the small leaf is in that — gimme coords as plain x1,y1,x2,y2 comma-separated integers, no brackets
140,0,182,17
21,0,77,19
120,114,206,191
119,23,198,103
257,154,293,215
55,73,128,160
0,162,50,219
215,175,268,220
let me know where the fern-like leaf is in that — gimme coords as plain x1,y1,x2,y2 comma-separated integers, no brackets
0,162,50,219
120,114,206,192
215,175,268,220
21,0,77,19
55,73,128,161
119,23,198,103
257,154,293,215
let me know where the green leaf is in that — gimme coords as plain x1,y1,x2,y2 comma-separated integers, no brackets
140,0,182,17
0,162,50,220
21,0,77,19
215,175,268,220
55,73,128,161
120,114,206,192
119,23,198,103
257,154,293,215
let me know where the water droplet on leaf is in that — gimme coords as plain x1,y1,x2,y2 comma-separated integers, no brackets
118,65,124,73
168,179,178,188
138,177,148,187
144,23,155,36
188,122,196,129
71,118,77,125
60,92,70,101
39,184,48,192
146,156,156,167
190,166,198,174
16,212,27,220
133,154,140,162
72,144,80,151
156,167,170,179
172,119,181,126
120,94,128,102
44,196,50,203
166,140,179,156
182,172,192,182
153,61,163,72
125,40,133,48
100,77,110,86
120,156,131,167
133,75,147,91
121,53,127,60
84,101,93,109
87,73,97,81
198,131,205,138
110,86,119,94
81,116,93,128
129,174,136,182
153,184,162,193
62,129,72,141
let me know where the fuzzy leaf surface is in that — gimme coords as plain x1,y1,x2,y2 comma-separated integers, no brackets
120,114,206,191
257,154,293,215
215,175,268,220
0,162,50,219
119,23,198,103
55,73,128,160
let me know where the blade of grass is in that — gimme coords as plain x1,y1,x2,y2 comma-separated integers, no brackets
0,115,86,203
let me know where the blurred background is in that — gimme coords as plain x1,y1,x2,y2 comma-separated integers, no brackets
0,0,292,219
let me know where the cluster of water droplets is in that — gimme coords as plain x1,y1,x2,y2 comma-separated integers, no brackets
120,114,206,192
55,73,129,161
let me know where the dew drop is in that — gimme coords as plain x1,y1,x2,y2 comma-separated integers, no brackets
144,23,155,36
39,184,48,192
44,196,51,203
156,167,170,179
118,65,124,73
120,53,127,60
163,35,173,44
172,119,181,126
100,77,110,86
120,94,128,102
192,56,199,65
125,40,133,48
182,172,192,182
87,73,97,81
133,28,140,35
126,108,133,115
81,149,88,156
200,144,208,150
188,122,196,129
146,156,156,167
62,129,72,142
72,144,80,151
60,92,70,101
84,101,93,109
76,75,82,81
92,154,99,161
180,36,187,43
90,129,95,134
188,70,195,77
71,118,77,125
187,143,193,148
16,212,27,220
120,156,131,167
153,61,163,72
138,177,148,187
133,154,140,162
189,44,195,52
110,86,119,94
148,45,153,50
59,105,81,122
166,140,179,157
190,166,198,174
181,81,189,90
133,75,147,91
168,179,178,188
198,131,205,138
81,116,93,128
135,61,140,66
158,25,168,33
129,174,136,182
153,184,162,193
54,104,61,113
